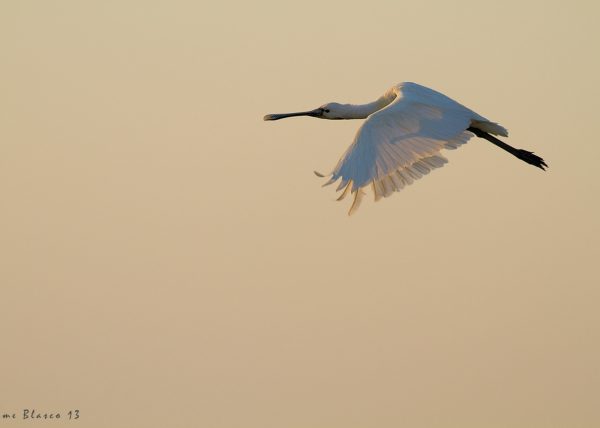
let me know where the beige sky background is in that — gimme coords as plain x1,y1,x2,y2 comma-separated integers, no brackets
1,1,599,427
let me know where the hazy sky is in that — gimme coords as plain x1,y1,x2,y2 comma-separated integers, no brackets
1,1,599,427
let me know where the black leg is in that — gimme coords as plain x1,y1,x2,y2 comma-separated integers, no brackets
467,127,548,170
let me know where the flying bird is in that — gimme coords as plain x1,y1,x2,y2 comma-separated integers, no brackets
264,82,547,215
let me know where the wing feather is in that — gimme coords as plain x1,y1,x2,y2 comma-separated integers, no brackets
336,181,352,201
348,189,365,216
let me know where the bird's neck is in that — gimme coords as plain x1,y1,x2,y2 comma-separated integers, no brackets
342,92,397,119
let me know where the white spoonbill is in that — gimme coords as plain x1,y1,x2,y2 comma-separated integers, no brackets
264,82,547,215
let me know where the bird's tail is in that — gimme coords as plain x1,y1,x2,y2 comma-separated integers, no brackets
471,120,508,137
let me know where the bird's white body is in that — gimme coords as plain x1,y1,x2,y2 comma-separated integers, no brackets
265,82,545,215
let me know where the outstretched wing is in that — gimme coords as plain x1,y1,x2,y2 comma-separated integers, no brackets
321,83,480,215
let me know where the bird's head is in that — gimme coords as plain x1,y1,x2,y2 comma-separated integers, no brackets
263,102,348,121
318,103,347,120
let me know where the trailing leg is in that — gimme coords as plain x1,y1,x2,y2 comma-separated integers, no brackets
467,126,548,170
